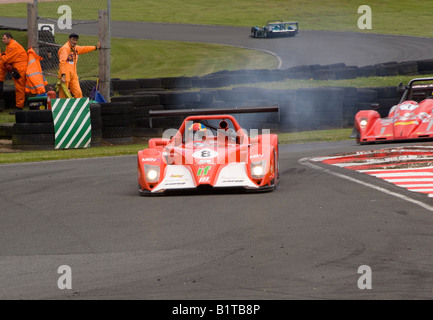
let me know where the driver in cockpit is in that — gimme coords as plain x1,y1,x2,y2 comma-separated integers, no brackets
187,122,208,142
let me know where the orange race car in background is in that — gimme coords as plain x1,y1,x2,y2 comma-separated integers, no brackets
137,107,279,195
351,77,433,144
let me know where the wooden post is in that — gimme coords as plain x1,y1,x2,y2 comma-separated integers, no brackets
98,9,111,102
27,1,38,53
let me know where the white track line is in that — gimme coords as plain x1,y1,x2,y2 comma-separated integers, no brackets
299,157,433,212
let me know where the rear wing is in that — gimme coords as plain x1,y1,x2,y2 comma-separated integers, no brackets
150,106,279,144
149,106,279,118
266,20,298,25
398,77,433,103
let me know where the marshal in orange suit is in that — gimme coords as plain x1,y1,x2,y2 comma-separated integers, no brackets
58,33,100,98
0,32,28,111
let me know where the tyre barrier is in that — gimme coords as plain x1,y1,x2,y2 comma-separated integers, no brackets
2,86,16,109
90,103,102,147
116,85,404,133
12,110,54,150
10,104,103,149
0,122,13,139
108,59,433,94
1,59,429,110
100,101,134,144
110,94,166,137
6,57,433,148
2,84,405,149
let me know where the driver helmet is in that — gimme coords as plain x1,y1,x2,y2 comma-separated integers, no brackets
188,122,207,140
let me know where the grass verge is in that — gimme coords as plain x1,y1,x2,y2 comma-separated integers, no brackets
1,31,278,84
0,141,147,164
243,75,433,90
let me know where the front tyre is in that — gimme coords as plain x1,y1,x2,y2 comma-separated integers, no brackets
272,149,279,190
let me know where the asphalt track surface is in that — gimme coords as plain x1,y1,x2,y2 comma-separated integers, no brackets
2,141,433,300
2,19,433,300
109,22,433,68
3,17,433,67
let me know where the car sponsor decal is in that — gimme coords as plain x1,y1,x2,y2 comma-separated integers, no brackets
199,177,210,183
214,163,258,188
399,103,419,111
250,154,264,160
152,165,195,192
197,166,211,176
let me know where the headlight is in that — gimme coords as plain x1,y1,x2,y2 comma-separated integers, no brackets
251,160,266,179
145,164,160,183
147,169,158,181
253,165,264,176
360,118,368,128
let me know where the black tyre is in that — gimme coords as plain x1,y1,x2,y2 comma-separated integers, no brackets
375,64,398,77
160,77,192,90
111,79,139,91
397,61,418,75
91,128,102,138
357,88,378,102
102,126,133,138
91,117,103,130
104,137,134,144
358,65,376,77
111,94,160,106
137,78,162,89
134,117,168,129
12,133,54,145
91,129,102,147
99,102,133,115
0,123,13,138
417,59,433,72
133,105,164,118
12,144,54,150
15,110,53,123
13,123,54,134
133,127,164,137
90,103,102,117
101,114,134,127
273,148,280,190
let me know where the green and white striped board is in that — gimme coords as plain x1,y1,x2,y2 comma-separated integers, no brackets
51,98,92,149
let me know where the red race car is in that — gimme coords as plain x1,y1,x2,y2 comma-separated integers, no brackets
137,107,279,195
351,77,433,144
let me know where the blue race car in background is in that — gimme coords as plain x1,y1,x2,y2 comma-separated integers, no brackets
251,20,299,38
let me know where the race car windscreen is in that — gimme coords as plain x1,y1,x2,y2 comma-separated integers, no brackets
183,119,240,143
409,84,433,102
